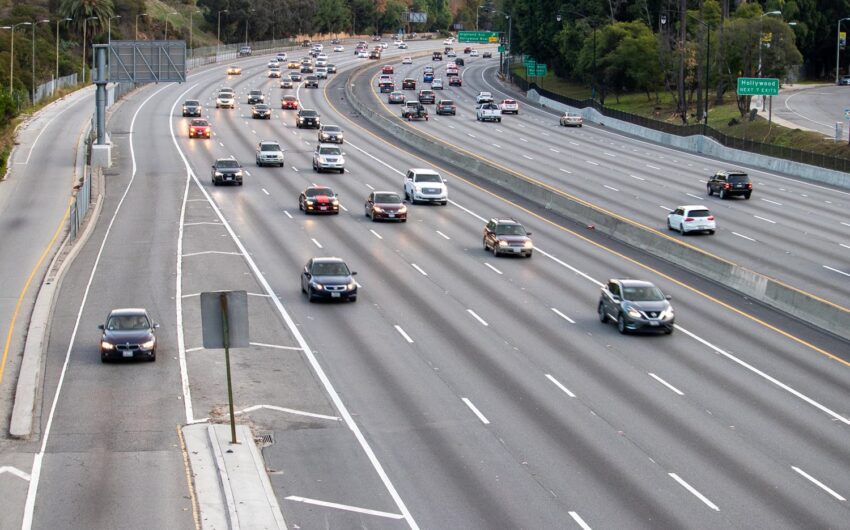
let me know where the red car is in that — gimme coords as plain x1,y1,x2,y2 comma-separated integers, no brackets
364,191,407,222
381,65,394,74
299,186,340,215
449,76,462,87
463,47,472,54
188,118,211,138
281,95,299,110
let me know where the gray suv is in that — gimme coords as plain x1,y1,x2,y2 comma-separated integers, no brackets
598,279,674,335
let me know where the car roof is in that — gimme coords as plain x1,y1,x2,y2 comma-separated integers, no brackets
108,308,149,316
612,279,657,288
312,257,345,264
305,185,333,191
317,143,341,148
259,140,280,145
491,217,521,224
677,204,710,210
409,168,439,174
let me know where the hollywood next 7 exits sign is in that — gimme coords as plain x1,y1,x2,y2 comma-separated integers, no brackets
736,77,779,96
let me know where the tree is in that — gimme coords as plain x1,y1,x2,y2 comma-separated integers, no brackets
314,0,352,34
58,0,115,30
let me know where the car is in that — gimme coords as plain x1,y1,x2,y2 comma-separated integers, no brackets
98,308,158,362
188,118,211,138
443,38,454,45
299,186,340,215
281,95,299,110
388,91,406,104
182,99,202,117
268,68,282,78
334,45,345,52
251,103,272,119
476,91,494,104
707,170,752,199
448,76,462,87
418,89,436,104
373,35,382,42
598,279,675,335
301,256,359,303
423,72,434,83
301,39,312,47
297,108,320,128
666,205,716,235
840,75,850,85
304,76,319,88
287,60,300,69
470,49,479,57
446,50,457,58
238,46,252,57
312,143,345,173
256,140,285,167
482,218,533,257
500,99,519,114
380,42,388,49
318,124,344,143
398,42,408,49
402,57,413,64
404,168,446,204
315,67,328,79
316,53,328,62
327,64,337,73
276,52,288,61
247,90,265,104
432,78,444,90
432,51,443,61
436,99,456,115
365,191,407,222
215,90,235,109
211,157,244,186
315,59,328,68
382,65,394,75
331,38,340,44
358,50,369,58
455,58,465,66
280,77,294,89
482,51,492,58
369,50,381,59
402,78,416,90
301,64,314,74
423,65,434,74
476,102,501,122
268,59,280,68
559,112,583,127
446,65,458,77
226,65,242,75
290,72,303,81
401,102,429,121
378,75,395,92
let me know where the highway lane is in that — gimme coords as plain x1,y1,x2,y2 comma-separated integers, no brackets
362,51,850,309
164,51,850,527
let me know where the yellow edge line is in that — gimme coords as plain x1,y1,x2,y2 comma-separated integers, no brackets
177,424,202,530
327,64,849,367
0,200,70,389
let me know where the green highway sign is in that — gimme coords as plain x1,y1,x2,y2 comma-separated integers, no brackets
523,57,536,66
526,64,547,77
498,45,505,53
458,31,500,43
736,77,779,96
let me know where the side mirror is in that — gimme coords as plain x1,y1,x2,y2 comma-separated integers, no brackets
153,323,160,329
304,272,312,279
666,295,672,300
211,165,216,169
526,232,532,236
611,296,621,302
97,324,104,330
351,271,358,276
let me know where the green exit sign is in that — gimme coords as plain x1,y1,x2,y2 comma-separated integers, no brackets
458,31,499,43
527,64,547,77
498,45,505,53
736,77,779,96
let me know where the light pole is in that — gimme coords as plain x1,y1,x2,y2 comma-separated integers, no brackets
55,18,72,87
836,17,850,83
6,22,32,94
82,16,97,84
33,20,50,103
757,10,782,77
135,13,147,41
164,11,178,40
217,9,228,58
189,10,201,57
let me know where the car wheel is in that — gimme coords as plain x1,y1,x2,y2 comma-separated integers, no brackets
664,327,674,335
707,185,713,196
101,353,109,363
349,296,357,302
617,314,628,334
708,229,715,235
680,223,687,235
719,188,727,199
497,118,502,122
744,192,752,200
493,245,499,257
148,352,156,362
666,218,673,230
339,168,345,174
598,302,608,323
525,251,532,258
483,237,489,250
307,287,317,302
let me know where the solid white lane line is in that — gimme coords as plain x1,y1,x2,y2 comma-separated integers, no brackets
484,262,502,275
629,174,645,181
823,265,850,278
284,210,293,219
840,243,850,250
285,496,404,519
732,232,756,242
603,185,619,192
311,238,323,248
462,398,490,424
262,188,270,195
249,342,301,351
551,307,575,324
545,374,576,397
0,466,31,481
559,168,572,174
569,511,593,530
467,309,489,326
761,198,783,206
754,215,776,224
436,230,451,240
791,466,846,501
369,229,383,240
648,373,684,396
669,473,719,511
686,193,703,200
646,164,660,170
586,160,599,166
411,263,428,276
550,148,561,153
523,154,533,160
366,183,375,190
536,249,604,287
394,325,414,344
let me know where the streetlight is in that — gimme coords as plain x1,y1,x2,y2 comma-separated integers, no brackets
687,13,712,129
164,11,178,41
837,17,850,83
82,16,97,84
135,13,147,41
4,22,32,94
758,10,782,77
189,10,201,57
217,9,228,58
55,18,72,87
33,20,50,103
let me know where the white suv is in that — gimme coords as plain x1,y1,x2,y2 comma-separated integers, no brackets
256,140,284,167
312,144,345,173
403,168,447,205
215,89,235,109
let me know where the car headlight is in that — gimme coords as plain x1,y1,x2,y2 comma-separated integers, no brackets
310,282,324,290
398,205,407,213
141,339,155,350
215,171,223,177
235,170,243,177
660,308,675,320
100,341,114,351
626,307,642,319
498,240,509,247
305,200,314,206
373,206,383,213
346,281,357,290
523,241,533,248
331,198,339,205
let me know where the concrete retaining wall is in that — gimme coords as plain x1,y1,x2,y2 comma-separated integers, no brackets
345,65,850,342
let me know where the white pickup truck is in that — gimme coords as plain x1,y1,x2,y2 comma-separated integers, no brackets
476,103,502,122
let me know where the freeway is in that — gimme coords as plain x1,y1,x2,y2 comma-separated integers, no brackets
359,51,850,310
3,37,849,530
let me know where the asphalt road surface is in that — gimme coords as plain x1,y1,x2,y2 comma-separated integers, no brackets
772,83,847,137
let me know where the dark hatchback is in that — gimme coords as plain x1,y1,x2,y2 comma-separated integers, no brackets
99,308,159,362
301,258,358,302
598,279,675,335
247,90,265,104
304,76,319,88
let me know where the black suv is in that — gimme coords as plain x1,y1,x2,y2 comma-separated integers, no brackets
304,76,319,88
247,90,265,104
707,170,752,199
211,158,244,186
598,279,674,335
483,218,533,257
296,109,320,129
182,99,202,117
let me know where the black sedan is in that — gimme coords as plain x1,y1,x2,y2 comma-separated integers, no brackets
301,257,358,302
98,308,159,362
598,279,675,334
251,104,272,119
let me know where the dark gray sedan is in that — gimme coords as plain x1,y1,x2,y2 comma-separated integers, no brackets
598,279,674,334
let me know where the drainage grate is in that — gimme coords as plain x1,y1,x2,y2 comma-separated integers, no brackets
255,432,275,447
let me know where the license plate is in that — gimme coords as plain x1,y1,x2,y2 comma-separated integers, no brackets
388,213,395,218
649,321,659,326
226,176,233,180
320,206,327,210
123,351,133,358
331,292,340,298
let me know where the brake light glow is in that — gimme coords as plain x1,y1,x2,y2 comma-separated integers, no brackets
685,217,695,222
707,216,715,221
724,183,731,189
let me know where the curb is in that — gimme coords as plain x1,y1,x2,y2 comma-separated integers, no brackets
343,61,850,344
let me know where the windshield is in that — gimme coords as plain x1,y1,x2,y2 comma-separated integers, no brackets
216,160,239,169
185,100,199,106
495,224,526,236
323,126,341,132
311,262,350,276
255,105,269,110
261,144,280,151
415,173,441,183
106,314,150,331
190,120,208,127
250,91,261,95
283,96,296,101
306,188,333,197
301,110,317,116
622,285,666,302
374,193,401,203
319,147,341,155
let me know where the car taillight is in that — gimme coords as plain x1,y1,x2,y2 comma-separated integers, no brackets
685,217,695,222
747,183,752,189
724,183,731,189
707,216,715,221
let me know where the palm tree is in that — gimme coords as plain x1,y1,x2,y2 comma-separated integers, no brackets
59,0,116,31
